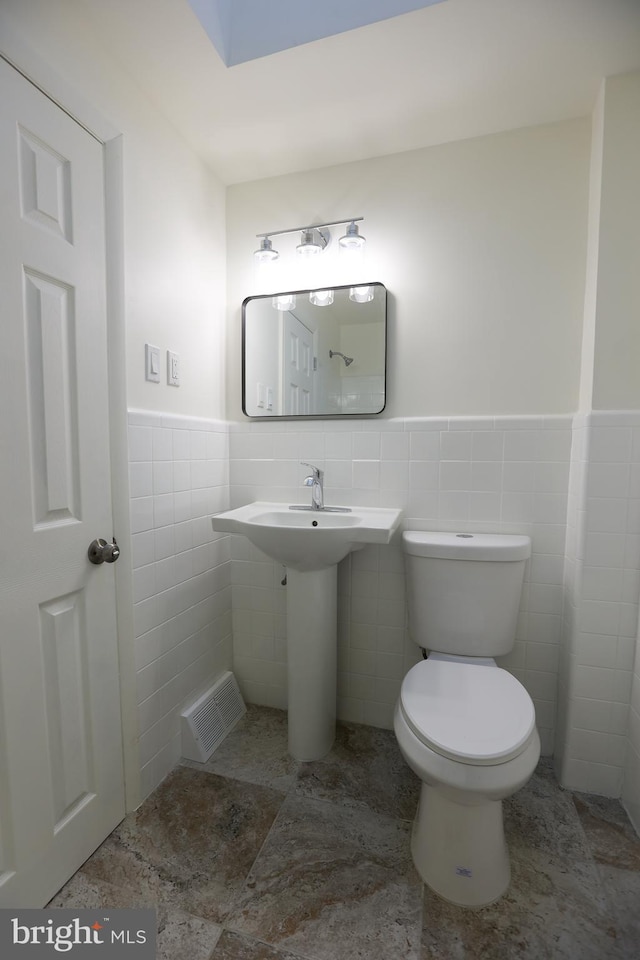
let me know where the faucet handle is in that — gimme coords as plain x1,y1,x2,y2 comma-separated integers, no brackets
301,461,323,480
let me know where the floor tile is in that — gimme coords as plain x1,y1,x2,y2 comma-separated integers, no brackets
44,706,640,960
294,720,421,820
50,869,142,909
572,792,640,871
211,929,310,960
419,759,623,959
182,705,298,794
78,765,283,923
503,758,596,863
573,792,640,956
155,909,224,960
421,849,622,960
227,794,423,960
49,872,223,960
593,864,640,959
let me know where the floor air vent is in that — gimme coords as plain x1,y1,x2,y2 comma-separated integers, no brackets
181,671,246,762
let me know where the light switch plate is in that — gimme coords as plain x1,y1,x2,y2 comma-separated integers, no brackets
167,350,180,387
145,343,160,383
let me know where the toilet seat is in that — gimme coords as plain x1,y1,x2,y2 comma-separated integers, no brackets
400,658,536,766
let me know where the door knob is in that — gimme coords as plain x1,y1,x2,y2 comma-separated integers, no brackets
88,537,120,565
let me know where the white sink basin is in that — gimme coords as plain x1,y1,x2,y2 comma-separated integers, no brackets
212,501,402,571
212,500,403,759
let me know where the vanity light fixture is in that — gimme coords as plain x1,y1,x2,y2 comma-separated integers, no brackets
309,289,334,307
272,293,297,311
349,285,374,303
254,217,365,264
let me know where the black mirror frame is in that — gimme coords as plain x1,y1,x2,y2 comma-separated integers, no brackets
241,281,387,420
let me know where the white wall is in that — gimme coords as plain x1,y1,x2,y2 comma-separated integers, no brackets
128,412,232,798
627,614,640,833
340,322,385,378
591,73,640,411
222,117,589,760
224,88,640,811
1,0,227,420
553,73,640,808
594,72,640,824
1,0,232,799
577,85,604,413
227,118,590,419
244,300,281,415
556,413,640,796
579,72,640,414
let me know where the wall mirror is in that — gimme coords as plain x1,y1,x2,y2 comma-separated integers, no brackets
242,282,387,418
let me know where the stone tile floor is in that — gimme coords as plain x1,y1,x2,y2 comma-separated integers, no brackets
49,705,640,959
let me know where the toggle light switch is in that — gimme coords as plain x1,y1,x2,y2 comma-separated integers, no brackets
145,343,160,383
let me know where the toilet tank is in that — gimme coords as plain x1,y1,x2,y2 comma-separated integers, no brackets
403,531,531,657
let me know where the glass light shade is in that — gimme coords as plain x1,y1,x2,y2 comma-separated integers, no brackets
254,237,279,262
349,285,374,303
296,229,323,257
309,289,334,307
272,294,297,311
339,221,366,251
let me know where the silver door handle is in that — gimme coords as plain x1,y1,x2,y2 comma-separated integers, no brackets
88,537,120,565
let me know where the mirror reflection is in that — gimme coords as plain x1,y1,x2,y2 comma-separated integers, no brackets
242,282,387,418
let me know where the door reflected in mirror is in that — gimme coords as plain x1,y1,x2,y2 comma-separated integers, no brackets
242,282,387,418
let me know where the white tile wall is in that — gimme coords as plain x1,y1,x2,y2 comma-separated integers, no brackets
122,406,640,803
625,616,640,831
128,410,232,799
224,414,573,754
556,411,640,797
338,376,385,414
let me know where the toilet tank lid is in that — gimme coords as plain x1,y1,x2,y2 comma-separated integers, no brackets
403,531,531,561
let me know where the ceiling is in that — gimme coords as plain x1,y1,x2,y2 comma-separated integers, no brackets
81,0,640,185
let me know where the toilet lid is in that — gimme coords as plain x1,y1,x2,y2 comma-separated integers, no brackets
400,659,536,765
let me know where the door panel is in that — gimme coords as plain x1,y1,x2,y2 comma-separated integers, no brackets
24,269,81,524
283,312,314,415
0,58,125,907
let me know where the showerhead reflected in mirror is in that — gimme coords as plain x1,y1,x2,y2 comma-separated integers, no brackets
329,349,354,367
242,282,387,418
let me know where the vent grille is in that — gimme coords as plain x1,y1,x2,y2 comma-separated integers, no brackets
181,671,246,762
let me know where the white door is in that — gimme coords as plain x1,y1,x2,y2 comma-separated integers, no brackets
282,312,314,415
0,58,125,906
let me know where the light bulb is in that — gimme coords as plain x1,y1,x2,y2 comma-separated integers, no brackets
349,286,374,303
339,221,366,251
309,289,334,307
254,237,279,263
272,294,296,311
296,229,322,257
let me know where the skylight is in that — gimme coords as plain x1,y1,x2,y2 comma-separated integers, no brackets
188,0,446,67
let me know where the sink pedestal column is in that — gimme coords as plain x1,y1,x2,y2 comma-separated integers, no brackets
286,566,337,761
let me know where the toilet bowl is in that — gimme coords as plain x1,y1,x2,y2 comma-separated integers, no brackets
394,654,540,906
394,530,539,907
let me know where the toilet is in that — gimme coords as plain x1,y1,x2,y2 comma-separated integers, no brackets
394,530,540,907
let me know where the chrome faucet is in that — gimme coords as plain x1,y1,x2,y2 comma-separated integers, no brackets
301,462,324,510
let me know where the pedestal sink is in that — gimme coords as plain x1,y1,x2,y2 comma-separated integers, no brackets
212,502,402,761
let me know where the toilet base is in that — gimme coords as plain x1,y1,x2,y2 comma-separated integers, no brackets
412,783,510,907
